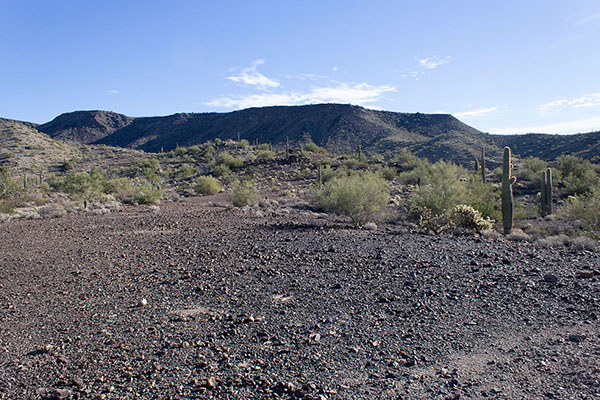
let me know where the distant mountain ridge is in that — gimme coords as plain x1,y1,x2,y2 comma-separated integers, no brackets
33,104,497,165
7,104,600,164
37,110,134,144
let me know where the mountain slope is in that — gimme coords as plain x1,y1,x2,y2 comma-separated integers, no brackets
37,110,133,144
93,104,495,165
492,131,600,161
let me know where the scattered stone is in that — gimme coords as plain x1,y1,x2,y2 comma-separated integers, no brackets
138,298,148,307
206,377,217,388
49,388,72,399
543,274,558,283
576,270,595,279
568,334,586,343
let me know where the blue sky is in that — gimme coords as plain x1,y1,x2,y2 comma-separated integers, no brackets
1,1,599,134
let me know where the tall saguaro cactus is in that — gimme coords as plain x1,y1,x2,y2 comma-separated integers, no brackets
481,147,486,183
317,162,322,187
501,147,516,235
541,168,553,216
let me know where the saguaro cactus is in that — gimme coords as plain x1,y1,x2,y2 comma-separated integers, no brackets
541,170,547,216
474,159,479,172
501,147,516,234
544,168,553,216
481,147,486,183
317,162,322,187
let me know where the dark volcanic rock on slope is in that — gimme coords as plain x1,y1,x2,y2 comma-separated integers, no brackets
95,104,495,165
37,110,133,144
492,131,600,161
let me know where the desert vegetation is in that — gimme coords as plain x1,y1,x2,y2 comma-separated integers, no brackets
2,116,600,246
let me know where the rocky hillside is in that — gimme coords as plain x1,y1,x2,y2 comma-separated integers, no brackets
492,131,600,161
24,104,496,165
96,104,494,164
10,104,600,165
37,110,134,144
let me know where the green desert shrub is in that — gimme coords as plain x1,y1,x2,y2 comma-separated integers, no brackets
229,180,258,207
554,155,598,195
105,177,136,203
379,166,397,181
188,145,203,156
134,184,162,204
256,150,275,161
254,143,271,151
465,177,500,220
50,170,105,199
518,157,547,188
194,176,222,195
314,171,388,226
216,152,244,169
409,161,468,216
213,164,232,178
175,164,196,180
174,146,188,156
303,141,327,154
203,145,216,162
559,186,600,235
139,159,161,184
0,170,21,199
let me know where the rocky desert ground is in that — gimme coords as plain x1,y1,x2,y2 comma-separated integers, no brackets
0,195,598,399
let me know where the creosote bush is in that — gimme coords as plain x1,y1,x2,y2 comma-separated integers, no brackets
314,171,388,227
302,141,327,154
229,180,258,207
256,150,275,161
216,152,244,169
194,176,222,195
559,185,600,236
134,184,162,205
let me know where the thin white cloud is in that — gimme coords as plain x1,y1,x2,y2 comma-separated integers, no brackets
107,89,120,94
205,82,396,109
574,11,600,27
398,70,424,80
283,73,328,81
540,92,600,111
455,107,498,118
490,116,600,135
416,56,452,69
226,59,279,89
332,66,338,71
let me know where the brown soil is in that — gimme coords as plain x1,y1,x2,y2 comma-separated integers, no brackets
0,197,598,399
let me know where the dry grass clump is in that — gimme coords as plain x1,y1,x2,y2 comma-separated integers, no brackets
506,228,532,242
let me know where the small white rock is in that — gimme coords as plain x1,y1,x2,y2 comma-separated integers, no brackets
138,298,148,307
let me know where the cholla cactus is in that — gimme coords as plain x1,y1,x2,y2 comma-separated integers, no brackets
451,204,494,232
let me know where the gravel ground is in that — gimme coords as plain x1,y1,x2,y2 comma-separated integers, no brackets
0,196,598,399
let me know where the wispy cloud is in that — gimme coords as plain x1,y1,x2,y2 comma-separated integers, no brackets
490,116,600,135
416,56,452,69
397,70,424,80
226,59,280,89
205,82,396,109
574,11,600,27
107,89,120,94
540,92,600,111
283,73,328,81
455,107,498,118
